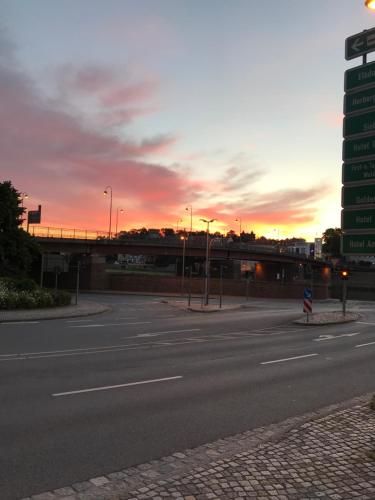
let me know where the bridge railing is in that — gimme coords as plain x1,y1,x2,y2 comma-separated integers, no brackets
29,226,108,240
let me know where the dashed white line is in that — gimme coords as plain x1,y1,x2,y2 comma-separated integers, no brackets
355,341,375,348
52,376,183,397
261,353,319,365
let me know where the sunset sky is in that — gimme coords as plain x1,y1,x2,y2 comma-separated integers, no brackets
1,1,375,240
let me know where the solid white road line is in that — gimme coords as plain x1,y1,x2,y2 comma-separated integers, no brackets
261,353,319,365
69,321,151,328
357,322,375,325
52,375,183,397
66,319,93,323
314,332,360,342
0,321,39,325
355,341,375,348
129,328,201,338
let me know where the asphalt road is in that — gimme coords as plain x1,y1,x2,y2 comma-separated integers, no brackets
1,294,374,499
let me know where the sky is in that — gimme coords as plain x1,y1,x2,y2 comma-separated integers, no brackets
1,0,375,240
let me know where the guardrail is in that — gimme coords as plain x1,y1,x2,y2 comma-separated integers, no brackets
29,226,108,240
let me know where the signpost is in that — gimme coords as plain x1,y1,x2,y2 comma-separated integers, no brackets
342,207,375,230
342,29,375,257
303,288,312,323
344,110,375,137
345,28,375,60
342,233,375,254
342,183,375,207
342,159,375,183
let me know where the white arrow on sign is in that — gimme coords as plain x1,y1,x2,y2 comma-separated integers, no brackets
351,38,365,53
313,332,360,342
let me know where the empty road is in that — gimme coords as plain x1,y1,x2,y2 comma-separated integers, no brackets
0,294,374,499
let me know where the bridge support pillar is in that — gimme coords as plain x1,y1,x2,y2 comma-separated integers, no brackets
88,254,107,290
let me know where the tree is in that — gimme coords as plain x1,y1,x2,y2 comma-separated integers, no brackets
322,227,342,257
0,181,40,277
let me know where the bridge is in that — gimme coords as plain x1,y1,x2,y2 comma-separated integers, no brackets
32,226,321,265
32,226,331,299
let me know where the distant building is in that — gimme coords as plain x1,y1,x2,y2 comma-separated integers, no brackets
285,241,314,257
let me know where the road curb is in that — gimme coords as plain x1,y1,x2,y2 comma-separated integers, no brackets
294,311,360,325
0,301,111,323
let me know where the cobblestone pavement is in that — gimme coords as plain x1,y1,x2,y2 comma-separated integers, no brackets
25,394,375,500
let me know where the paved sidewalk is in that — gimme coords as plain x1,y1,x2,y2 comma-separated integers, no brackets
0,300,110,322
25,394,375,500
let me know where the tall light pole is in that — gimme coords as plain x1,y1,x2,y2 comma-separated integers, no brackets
19,192,28,228
235,217,242,239
103,186,113,239
115,207,124,237
176,218,183,232
185,206,193,232
180,234,187,295
200,218,216,306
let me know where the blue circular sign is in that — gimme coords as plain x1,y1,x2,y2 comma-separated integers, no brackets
304,288,312,299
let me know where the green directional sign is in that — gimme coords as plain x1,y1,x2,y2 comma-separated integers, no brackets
342,208,375,230
344,110,375,137
345,28,375,61
343,159,375,183
344,87,375,115
342,183,375,207
345,61,375,92
343,135,375,161
342,233,375,254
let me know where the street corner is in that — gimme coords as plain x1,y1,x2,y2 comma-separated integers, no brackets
294,311,361,325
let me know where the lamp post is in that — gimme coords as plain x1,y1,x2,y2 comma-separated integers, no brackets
180,234,187,295
115,207,124,237
19,192,28,228
103,186,113,238
176,218,183,232
200,218,216,306
185,206,193,232
365,0,375,10
235,217,242,239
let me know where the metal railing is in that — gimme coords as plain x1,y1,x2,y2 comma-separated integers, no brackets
29,226,108,240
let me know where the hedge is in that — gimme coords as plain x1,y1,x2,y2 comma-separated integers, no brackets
0,278,71,309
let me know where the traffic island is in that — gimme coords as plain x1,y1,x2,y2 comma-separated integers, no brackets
294,310,360,325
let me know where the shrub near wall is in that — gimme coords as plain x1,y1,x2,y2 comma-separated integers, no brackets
0,278,71,309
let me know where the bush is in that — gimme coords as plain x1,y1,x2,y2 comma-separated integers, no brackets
0,278,71,309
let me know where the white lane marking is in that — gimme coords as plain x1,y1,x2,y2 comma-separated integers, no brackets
0,321,39,325
357,321,375,325
52,376,183,397
261,353,319,365
129,328,201,338
314,332,360,342
355,341,375,348
66,319,92,323
69,321,151,328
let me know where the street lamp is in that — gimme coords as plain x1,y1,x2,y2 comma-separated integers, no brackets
180,234,188,294
103,186,113,238
176,218,183,232
365,0,375,10
115,207,124,237
235,217,242,239
19,192,28,208
19,193,28,228
185,206,193,232
200,218,216,306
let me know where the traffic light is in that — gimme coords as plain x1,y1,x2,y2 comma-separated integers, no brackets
339,269,350,280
